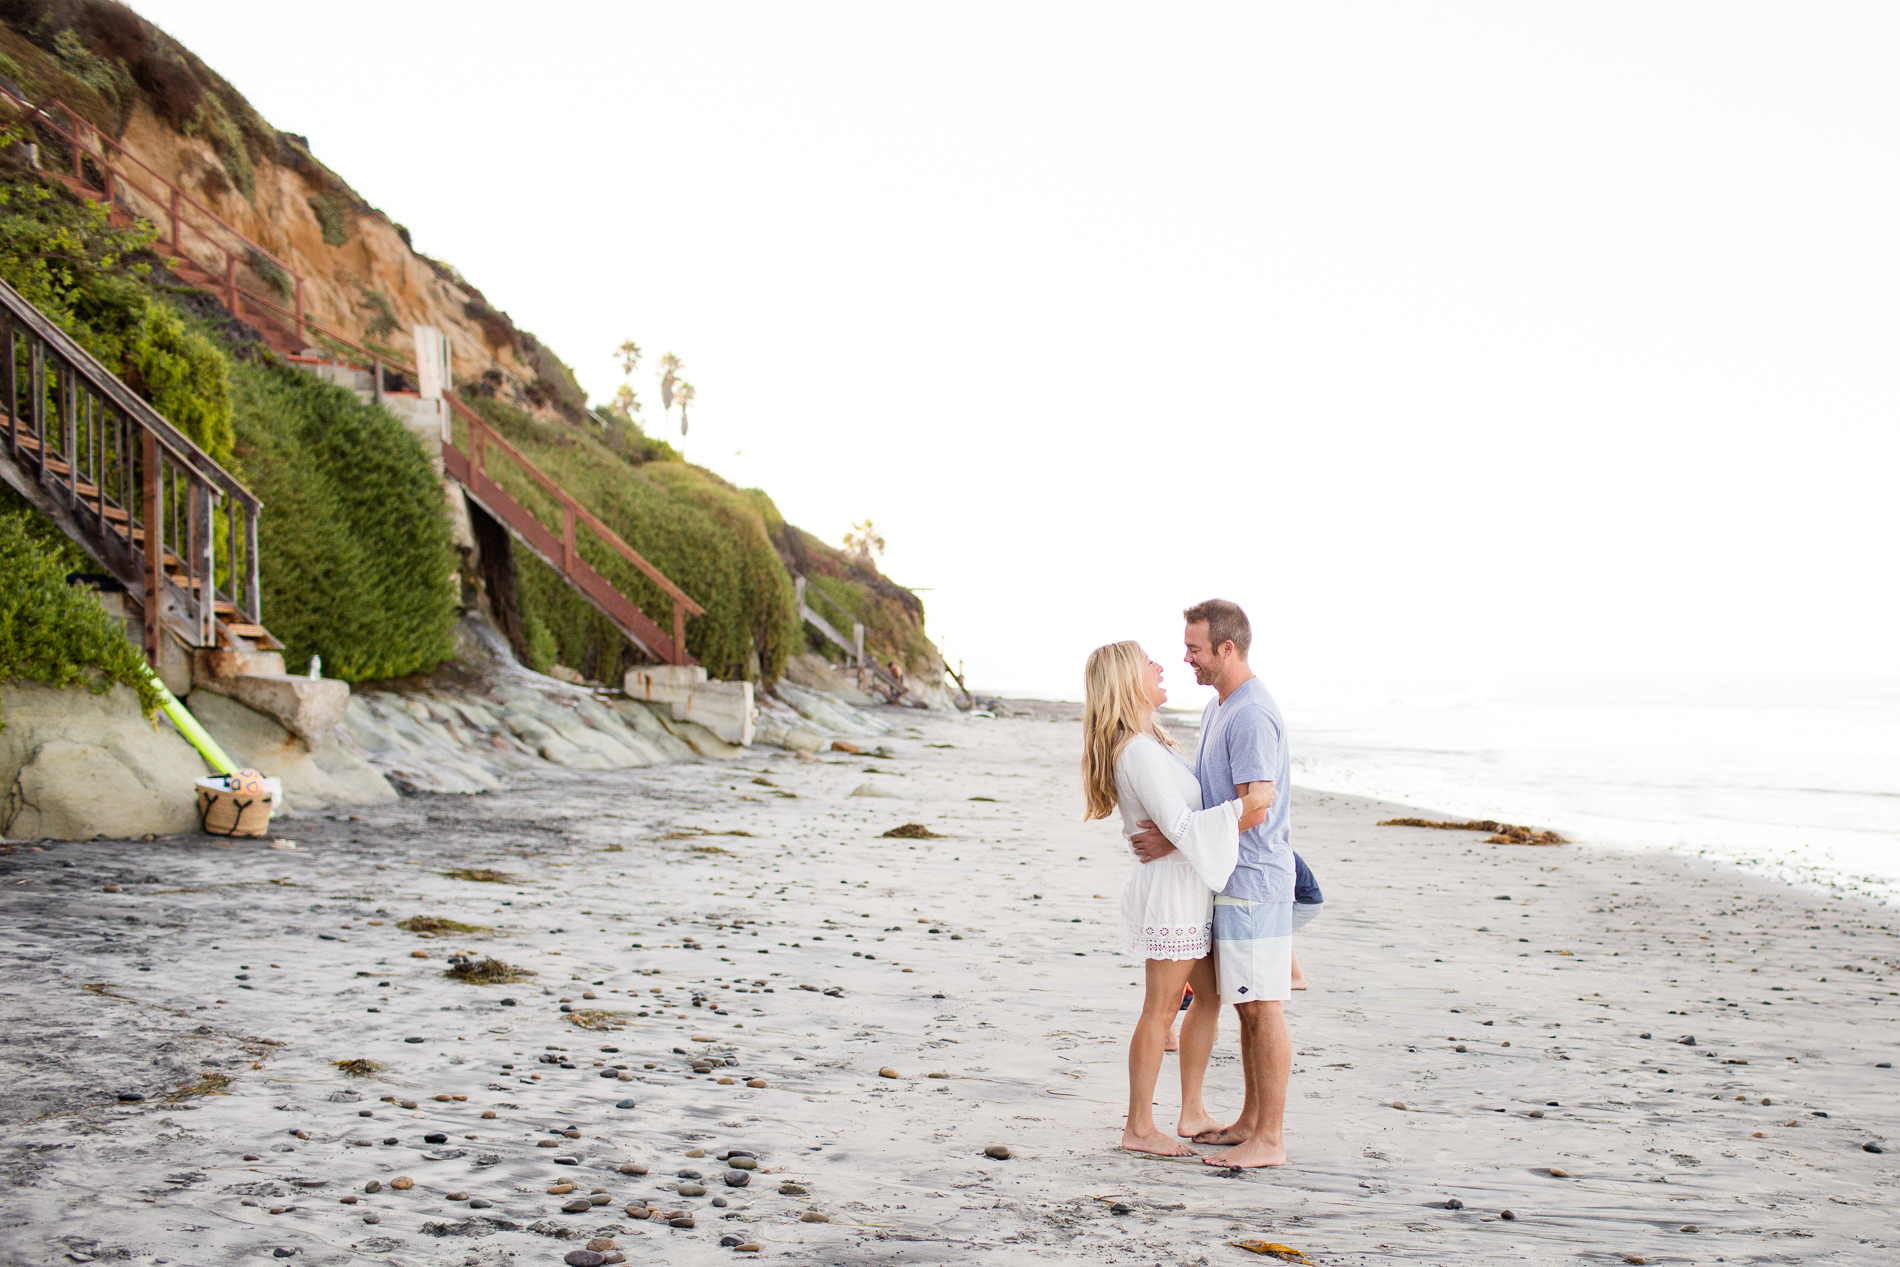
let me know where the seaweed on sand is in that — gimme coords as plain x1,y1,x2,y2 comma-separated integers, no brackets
566,1009,629,1032
445,955,534,984
397,916,492,935
1377,817,1568,845
880,823,942,839
442,868,520,883
332,1058,385,1077
161,1072,233,1101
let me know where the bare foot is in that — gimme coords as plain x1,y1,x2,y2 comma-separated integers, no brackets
1290,973,1308,991
1164,1025,1181,1053
1192,1123,1249,1146
1120,1128,1196,1157
1203,1137,1287,1168
1176,1113,1227,1139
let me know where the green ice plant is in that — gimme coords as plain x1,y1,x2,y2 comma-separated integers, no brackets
0,512,162,732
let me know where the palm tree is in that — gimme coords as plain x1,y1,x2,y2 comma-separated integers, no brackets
675,381,696,436
843,519,886,563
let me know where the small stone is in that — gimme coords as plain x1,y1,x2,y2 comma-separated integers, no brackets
537,1140,560,1148
831,740,859,753
1548,1168,1569,1178
547,1183,575,1194
686,1147,706,1158
1678,1035,1696,1046
1878,1062,1893,1069
1445,1197,1464,1209
984,1144,1011,1160
1109,1202,1132,1215
102,884,121,893
423,1132,448,1143
411,950,429,959
480,1110,497,1119
724,1170,750,1188
243,1155,261,1161
563,1129,582,1139
716,1076,734,1085
1390,1101,1408,1111
404,1037,424,1044
589,1193,611,1206
583,992,598,1000
736,1246,760,1255
1624,1257,1648,1265
563,1252,605,1267
1761,1098,1773,1106
586,1239,615,1252
446,1191,468,1200
116,1092,144,1102
468,1198,492,1208
623,1204,648,1217
926,1072,949,1079
728,1156,757,1169
878,1067,899,1079
562,1197,594,1213
668,1217,695,1228
678,1168,703,1180
361,1214,380,1224
800,1211,829,1223
778,1183,807,1196
1500,1210,1516,1220
273,1249,294,1258
340,1195,358,1205
363,1181,382,1194
677,1182,706,1197
1864,1142,1886,1153
433,1094,452,1102
615,1099,636,1108
746,1079,768,1089
554,1155,580,1165
1528,1110,1544,1118
1453,1045,1466,1053
1680,1224,1699,1233
618,1163,648,1175
400,1100,419,1109
710,1197,727,1207
390,1176,414,1190
720,1237,743,1248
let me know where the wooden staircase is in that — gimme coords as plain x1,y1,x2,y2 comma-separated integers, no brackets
0,84,706,667
0,275,276,667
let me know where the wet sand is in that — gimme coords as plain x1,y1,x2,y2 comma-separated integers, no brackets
2,700,1897,1265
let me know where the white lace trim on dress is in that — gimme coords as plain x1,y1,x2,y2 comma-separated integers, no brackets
1127,921,1212,961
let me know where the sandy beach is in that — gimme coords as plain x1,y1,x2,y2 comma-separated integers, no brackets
2,699,1897,1267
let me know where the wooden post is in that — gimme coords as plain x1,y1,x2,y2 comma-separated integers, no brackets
854,622,866,691
562,506,577,575
59,364,74,507
672,600,686,666
141,430,162,667
294,276,306,346
223,253,238,315
371,357,383,404
169,187,181,255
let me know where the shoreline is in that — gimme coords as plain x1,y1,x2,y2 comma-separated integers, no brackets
1,701,1896,1265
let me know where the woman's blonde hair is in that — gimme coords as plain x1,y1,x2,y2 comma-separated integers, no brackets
1081,640,1175,821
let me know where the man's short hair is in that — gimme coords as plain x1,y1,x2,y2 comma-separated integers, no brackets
1183,598,1251,658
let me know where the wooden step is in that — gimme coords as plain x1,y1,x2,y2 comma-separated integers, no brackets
225,623,267,639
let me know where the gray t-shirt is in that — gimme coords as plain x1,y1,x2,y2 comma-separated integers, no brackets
1195,676,1293,904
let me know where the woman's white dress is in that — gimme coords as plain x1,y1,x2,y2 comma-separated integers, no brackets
1115,734,1242,960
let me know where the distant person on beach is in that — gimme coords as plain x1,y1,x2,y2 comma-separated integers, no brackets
1131,599,1295,1168
1082,640,1273,1157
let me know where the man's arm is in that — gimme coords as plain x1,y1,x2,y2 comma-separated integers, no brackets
1130,780,1275,863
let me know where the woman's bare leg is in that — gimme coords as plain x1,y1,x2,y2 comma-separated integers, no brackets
1123,958,1199,1156
1175,955,1226,1138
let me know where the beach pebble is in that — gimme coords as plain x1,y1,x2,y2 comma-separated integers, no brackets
686,1147,706,1157
879,1067,900,1079
1390,1102,1408,1111
243,1154,261,1162
564,1252,605,1267
1547,1168,1569,1178
777,1183,807,1196
728,1156,757,1170
984,1144,1011,1160
362,1214,380,1224
716,1076,734,1085
669,1217,695,1228
547,1183,575,1194
1864,1143,1885,1153
480,1110,497,1119
469,1198,492,1208
721,1237,744,1248
615,1099,637,1108
746,1079,768,1089
678,1168,703,1179
1624,1257,1647,1264
423,1132,448,1143
1109,1202,1132,1215
618,1163,648,1175
433,1093,452,1102
1445,1198,1464,1210
736,1246,760,1254
363,1181,382,1194
800,1211,829,1222
390,1176,414,1190
399,1100,419,1109
562,1197,594,1213
678,1182,706,1197
926,1072,949,1079
554,1156,580,1165
1528,1110,1544,1119
410,950,428,959
724,1170,750,1187
339,1196,358,1205
1680,1225,1699,1233
1500,1210,1516,1220
446,1191,468,1200
1453,1045,1466,1053
586,1239,615,1252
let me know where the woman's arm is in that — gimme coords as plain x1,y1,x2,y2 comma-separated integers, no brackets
1117,739,1242,893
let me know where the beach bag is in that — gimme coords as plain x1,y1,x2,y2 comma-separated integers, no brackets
195,773,281,838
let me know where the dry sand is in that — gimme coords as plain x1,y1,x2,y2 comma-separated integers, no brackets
2,699,1897,1266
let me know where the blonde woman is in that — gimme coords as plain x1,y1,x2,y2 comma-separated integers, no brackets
1083,640,1274,1156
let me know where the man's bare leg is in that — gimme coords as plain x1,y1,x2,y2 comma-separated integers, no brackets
1290,949,1307,991
1201,999,1289,1166
1122,959,1198,1156
1174,956,1225,1138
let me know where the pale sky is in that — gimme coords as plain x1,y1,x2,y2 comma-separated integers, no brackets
135,2,1900,702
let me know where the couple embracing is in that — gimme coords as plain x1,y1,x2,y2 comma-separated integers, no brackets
1082,599,1311,1168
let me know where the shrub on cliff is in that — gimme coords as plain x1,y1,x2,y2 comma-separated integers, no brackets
231,360,456,682
0,508,160,729
0,172,234,461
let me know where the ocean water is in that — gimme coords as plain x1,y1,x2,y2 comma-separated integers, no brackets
1255,678,1900,906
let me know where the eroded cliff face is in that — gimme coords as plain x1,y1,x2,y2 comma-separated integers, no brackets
109,100,573,409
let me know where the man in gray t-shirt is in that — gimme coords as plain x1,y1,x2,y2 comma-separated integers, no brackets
1131,599,1293,1168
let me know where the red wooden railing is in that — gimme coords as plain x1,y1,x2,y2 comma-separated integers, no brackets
0,88,311,350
